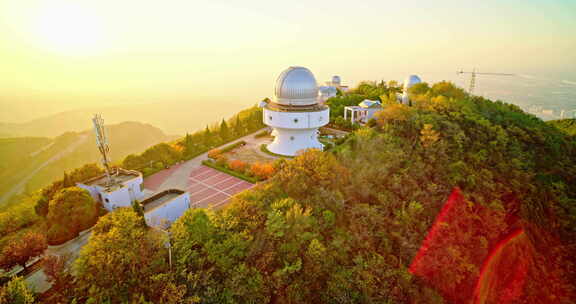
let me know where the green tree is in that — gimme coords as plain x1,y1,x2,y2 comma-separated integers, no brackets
0,232,47,271
233,115,244,137
74,208,167,302
220,119,230,141
0,276,35,304
142,143,181,168
131,200,147,227
123,154,146,170
46,187,99,245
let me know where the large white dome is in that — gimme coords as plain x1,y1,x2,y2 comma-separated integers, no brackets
274,66,319,106
403,74,422,92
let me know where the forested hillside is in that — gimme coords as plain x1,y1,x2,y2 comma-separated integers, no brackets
548,118,576,136
34,82,575,303
0,121,172,207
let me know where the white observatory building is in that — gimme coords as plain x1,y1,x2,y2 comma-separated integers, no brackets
262,66,329,156
401,75,422,105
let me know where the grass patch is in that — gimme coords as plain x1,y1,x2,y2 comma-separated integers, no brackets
260,144,294,158
221,141,247,153
254,130,270,138
202,160,258,184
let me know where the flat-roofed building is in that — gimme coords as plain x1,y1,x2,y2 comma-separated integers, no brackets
141,189,191,228
344,99,382,124
77,168,144,211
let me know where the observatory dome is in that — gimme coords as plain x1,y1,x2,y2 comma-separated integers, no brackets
274,66,319,106
332,75,341,85
403,75,422,92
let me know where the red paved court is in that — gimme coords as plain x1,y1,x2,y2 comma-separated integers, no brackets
188,166,254,208
142,163,183,191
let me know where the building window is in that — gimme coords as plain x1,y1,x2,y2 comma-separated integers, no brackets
294,118,299,123
105,198,109,203
290,136,294,140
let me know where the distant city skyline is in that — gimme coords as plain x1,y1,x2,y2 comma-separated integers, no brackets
1,0,574,122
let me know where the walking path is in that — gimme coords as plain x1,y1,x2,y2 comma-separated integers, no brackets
152,129,268,192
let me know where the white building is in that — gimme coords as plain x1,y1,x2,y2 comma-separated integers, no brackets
262,66,330,156
318,75,349,103
77,168,144,211
344,99,382,124
318,86,338,104
141,189,191,228
400,74,422,105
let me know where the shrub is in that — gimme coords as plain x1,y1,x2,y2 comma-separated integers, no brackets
229,159,247,173
208,149,222,159
250,162,276,180
221,141,247,153
215,155,229,168
254,130,269,138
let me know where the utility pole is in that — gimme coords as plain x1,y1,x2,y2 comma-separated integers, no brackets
457,69,515,94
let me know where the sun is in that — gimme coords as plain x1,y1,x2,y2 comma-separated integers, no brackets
35,3,106,55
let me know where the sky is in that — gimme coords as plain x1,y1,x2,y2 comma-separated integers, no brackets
1,0,575,123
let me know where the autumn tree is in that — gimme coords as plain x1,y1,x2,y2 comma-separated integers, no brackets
0,232,47,271
73,208,168,302
0,276,35,304
275,149,349,199
46,187,99,245
35,163,103,218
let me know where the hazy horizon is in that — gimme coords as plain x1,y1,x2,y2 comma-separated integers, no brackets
1,0,575,124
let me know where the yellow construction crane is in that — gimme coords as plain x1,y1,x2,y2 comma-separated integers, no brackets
457,69,515,94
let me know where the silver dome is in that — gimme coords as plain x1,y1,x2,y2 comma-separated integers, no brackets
274,66,319,106
331,75,341,85
403,75,422,92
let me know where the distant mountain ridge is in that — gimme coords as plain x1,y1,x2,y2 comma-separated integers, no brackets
0,121,175,206
0,100,250,138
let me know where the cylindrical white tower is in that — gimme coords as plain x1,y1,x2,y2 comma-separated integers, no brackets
263,66,330,156
402,75,422,105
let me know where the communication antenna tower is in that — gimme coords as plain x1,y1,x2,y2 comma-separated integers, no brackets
92,114,113,187
457,69,515,94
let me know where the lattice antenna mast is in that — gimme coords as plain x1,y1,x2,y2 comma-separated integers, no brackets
469,68,476,94
457,69,514,94
92,114,113,187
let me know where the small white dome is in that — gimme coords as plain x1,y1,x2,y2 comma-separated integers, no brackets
403,75,422,92
331,75,341,85
274,66,318,106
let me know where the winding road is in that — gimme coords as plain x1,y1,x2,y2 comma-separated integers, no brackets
0,134,89,205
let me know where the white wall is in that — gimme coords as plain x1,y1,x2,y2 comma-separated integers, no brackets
101,186,132,211
263,108,329,156
263,108,329,129
144,193,191,228
77,174,144,212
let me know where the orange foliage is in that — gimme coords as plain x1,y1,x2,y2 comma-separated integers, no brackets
250,162,275,180
229,159,247,173
207,149,222,159
215,155,228,167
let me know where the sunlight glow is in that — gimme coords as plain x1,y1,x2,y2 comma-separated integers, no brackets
35,2,106,55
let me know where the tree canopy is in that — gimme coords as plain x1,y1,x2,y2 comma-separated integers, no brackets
46,187,99,245
73,208,170,303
